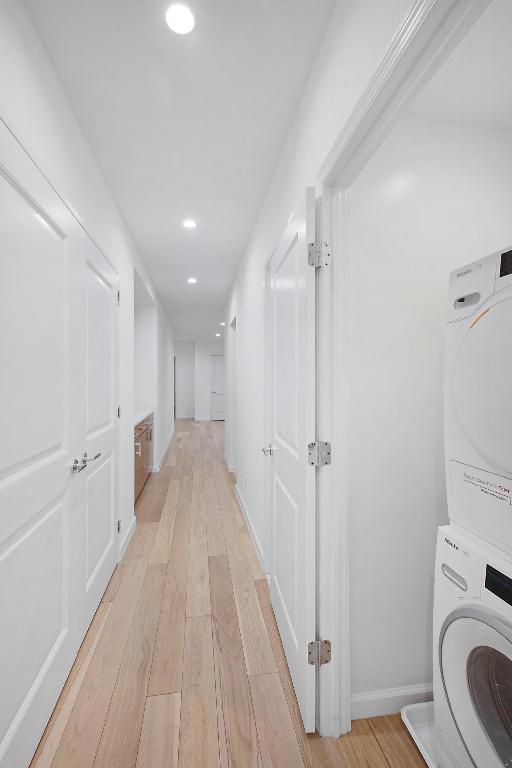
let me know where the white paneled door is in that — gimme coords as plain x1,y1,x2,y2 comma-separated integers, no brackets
0,120,118,768
266,188,316,731
211,354,225,420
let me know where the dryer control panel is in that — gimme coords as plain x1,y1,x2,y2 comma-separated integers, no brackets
447,247,512,323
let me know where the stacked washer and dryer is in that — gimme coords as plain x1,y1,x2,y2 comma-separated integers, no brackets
404,248,512,767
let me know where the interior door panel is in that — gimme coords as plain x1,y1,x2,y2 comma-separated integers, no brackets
0,121,83,768
267,188,316,732
0,119,118,767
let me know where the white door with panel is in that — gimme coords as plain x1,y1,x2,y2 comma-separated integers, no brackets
80,244,119,628
264,188,316,731
211,354,225,421
0,119,118,768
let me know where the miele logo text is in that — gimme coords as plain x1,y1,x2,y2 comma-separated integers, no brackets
456,263,482,278
444,537,459,551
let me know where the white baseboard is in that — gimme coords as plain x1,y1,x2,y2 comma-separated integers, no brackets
234,484,265,569
152,427,175,472
119,515,136,559
350,682,433,720
227,464,237,473
194,417,211,422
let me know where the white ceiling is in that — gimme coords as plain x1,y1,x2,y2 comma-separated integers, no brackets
408,0,512,131
25,0,334,339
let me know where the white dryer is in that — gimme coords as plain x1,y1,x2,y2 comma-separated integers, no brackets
434,525,512,767
445,247,512,554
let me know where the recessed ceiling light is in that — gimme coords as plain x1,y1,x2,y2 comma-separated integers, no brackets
182,218,197,229
165,4,195,35
215,333,221,337
220,322,225,326
187,277,197,284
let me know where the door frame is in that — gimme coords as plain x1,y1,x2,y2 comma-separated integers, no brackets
313,0,491,735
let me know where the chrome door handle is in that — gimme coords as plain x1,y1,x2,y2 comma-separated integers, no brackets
261,444,275,456
135,442,142,457
82,452,102,463
70,457,86,473
70,452,101,473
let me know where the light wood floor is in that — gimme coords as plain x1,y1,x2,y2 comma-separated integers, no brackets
30,420,425,768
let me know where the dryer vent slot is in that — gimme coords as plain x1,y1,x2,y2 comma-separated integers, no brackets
454,292,480,310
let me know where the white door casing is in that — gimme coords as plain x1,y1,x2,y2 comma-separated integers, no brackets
0,119,118,768
265,188,316,731
211,354,225,421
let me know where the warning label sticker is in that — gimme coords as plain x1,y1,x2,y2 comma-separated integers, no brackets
463,471,512,506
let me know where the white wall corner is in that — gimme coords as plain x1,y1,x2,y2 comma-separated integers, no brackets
350,682,433,720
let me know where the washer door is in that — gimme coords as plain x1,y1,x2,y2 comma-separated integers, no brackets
452,296,512,476
441,611,512,767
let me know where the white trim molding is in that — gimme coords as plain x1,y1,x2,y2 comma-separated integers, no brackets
350,682,433,721
234,484,265,571
152,427,175,473
119,515,136,559
319,0,491,188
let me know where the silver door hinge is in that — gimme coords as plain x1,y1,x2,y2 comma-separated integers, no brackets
117,405,121,418
117,520,121,533
308,640,331,666
308,441,331,467
308,241,330,268
117,289,120,305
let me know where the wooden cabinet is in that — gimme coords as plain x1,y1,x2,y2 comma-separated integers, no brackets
134,415,153,501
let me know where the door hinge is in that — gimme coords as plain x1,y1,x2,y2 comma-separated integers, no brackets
117,405,121,418
116,289,120,305
308,639,331,666
117,520,121,533
308,441,331,467
308,241,330,268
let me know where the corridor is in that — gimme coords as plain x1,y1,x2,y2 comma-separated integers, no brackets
29,422,423,768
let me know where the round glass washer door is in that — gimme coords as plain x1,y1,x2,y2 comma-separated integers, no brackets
451,296,512,476
441,613,512,767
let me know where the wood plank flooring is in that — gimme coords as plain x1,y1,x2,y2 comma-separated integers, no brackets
30,420,424,768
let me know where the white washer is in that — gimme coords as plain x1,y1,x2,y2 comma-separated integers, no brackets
445,247,512,554
434,525,512,767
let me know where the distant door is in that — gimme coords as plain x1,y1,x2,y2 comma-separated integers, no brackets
211,355,225,420
264,188,316,731
0,119,118,768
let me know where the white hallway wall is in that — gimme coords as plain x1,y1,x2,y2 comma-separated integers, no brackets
155,308,175,468
224,319,237,471
134,307,157,410
175,341,195,419
346,117,512,715
225,0,411,578
0,0,174,548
